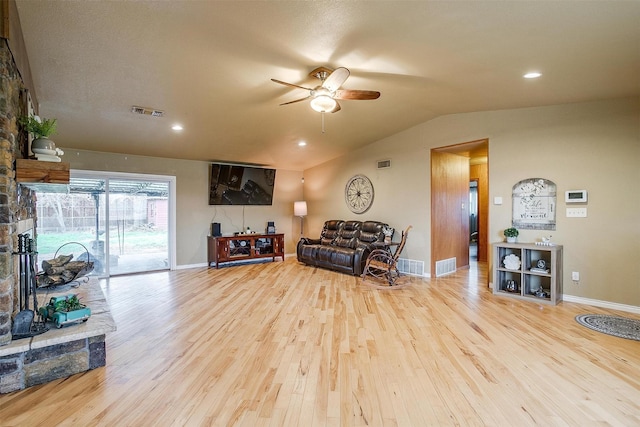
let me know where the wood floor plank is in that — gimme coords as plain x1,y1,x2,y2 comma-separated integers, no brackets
1,259,639,426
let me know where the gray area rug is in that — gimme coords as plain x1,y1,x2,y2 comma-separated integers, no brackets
575,314,640,341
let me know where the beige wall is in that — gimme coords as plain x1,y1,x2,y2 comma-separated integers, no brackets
304,97,640,307
64,150,304,266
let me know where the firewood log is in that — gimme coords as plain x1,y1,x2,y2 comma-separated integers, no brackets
44,266,67,275
42,254,73,271
63,261,90,274
37,274,66,288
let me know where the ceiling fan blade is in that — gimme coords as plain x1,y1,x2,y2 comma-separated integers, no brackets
334,89,381,100
271,79,313,91
279,96,311,106
322,67,350,92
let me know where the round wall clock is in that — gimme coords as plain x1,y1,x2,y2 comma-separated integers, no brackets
345,174,374,214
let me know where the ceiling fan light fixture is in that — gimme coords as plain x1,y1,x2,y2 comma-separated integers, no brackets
310,95,337,113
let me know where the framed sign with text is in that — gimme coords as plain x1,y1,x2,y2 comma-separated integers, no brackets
512,178,556,230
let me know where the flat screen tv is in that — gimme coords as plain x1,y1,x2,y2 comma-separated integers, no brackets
208,163,276,205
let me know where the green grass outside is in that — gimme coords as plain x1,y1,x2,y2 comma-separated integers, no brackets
36,230,168,256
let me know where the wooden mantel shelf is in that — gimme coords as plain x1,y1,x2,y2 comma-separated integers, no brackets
15,158,70,184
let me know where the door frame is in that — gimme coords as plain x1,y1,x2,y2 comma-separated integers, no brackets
431,139,489,274
71,169,177,276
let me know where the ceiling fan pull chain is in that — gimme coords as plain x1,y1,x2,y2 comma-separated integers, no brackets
321,111,325,133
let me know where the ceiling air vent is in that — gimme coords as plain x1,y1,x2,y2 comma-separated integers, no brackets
377,159,391,169
131,106,165,117
131,106,146,115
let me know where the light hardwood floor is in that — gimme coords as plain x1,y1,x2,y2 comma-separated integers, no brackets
1,259,638,426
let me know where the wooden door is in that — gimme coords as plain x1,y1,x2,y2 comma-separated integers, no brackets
431,151,470,275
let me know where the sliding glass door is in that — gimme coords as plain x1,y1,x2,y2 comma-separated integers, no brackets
106,178,170,275
36,172,174,277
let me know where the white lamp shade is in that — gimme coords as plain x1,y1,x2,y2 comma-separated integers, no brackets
310,95,337,113
294,201,308,217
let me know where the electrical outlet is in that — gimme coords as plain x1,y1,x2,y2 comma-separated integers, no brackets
572,271,580,281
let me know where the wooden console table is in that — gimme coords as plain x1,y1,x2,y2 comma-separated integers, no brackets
208,233,284,268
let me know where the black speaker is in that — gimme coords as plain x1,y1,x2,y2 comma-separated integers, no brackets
212,222,222,237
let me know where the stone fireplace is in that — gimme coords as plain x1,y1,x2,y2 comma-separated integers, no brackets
0,34,115,394
0,37,30,347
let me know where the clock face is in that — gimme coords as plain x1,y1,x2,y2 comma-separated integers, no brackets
345,174,374,214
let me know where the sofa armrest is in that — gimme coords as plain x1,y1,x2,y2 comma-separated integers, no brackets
297,237,320,261
301,238,321,245
353,244,375,276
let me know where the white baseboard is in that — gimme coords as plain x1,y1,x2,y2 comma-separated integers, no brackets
489,282,639,314
562,295,640,314
176,262,208,270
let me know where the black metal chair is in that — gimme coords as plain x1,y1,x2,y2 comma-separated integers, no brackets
361,225,411,285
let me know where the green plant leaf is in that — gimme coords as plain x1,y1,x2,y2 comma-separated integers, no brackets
18,115,57,139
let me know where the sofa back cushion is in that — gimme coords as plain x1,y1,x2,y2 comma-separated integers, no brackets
320,220,344,245
334,221,361,249
359,221,386,244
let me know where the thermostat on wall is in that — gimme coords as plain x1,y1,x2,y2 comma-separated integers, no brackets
565,190,587,203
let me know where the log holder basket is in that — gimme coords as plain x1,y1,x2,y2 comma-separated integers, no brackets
37,242,95,288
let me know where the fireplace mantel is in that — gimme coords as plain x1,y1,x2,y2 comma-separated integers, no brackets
15,158,70,185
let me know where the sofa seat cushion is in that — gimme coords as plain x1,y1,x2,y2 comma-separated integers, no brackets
317,245,335,263
331,247,356,268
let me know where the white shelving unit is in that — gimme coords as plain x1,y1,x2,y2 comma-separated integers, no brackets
493,242,563,305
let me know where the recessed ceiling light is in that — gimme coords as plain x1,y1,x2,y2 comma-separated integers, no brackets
172,124,183,131
523,72,542,79
298,141,307,147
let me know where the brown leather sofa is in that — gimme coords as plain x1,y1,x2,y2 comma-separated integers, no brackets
296,220,389,276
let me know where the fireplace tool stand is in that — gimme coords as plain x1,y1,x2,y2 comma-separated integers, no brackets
11,234,48,340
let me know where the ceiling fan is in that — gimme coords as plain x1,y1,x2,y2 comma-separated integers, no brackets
271,66,380,113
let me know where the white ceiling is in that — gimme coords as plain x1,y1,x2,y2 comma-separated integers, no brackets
14,1,640,171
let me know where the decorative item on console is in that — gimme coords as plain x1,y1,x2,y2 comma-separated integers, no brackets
503,227,519,243
502,253,521,270
530,259,550,273
382,225,394,244
535,235,555,246
505,279,519,292
266,221,276,234
18,115,64,162
39,294,91,329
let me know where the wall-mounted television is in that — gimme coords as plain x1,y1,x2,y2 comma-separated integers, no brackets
208,163,276,205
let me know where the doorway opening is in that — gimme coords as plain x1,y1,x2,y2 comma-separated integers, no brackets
431,139,488,276
469,180,479,261
36,171,176,277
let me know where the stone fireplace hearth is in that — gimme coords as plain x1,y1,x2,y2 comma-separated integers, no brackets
0,279,115,393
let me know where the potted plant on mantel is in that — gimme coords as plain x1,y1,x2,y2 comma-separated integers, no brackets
19,115,65,162
19,115,57,146
504,227,519,243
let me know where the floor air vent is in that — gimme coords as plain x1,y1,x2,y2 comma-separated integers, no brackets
435,257,457,277
397,258,424,276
